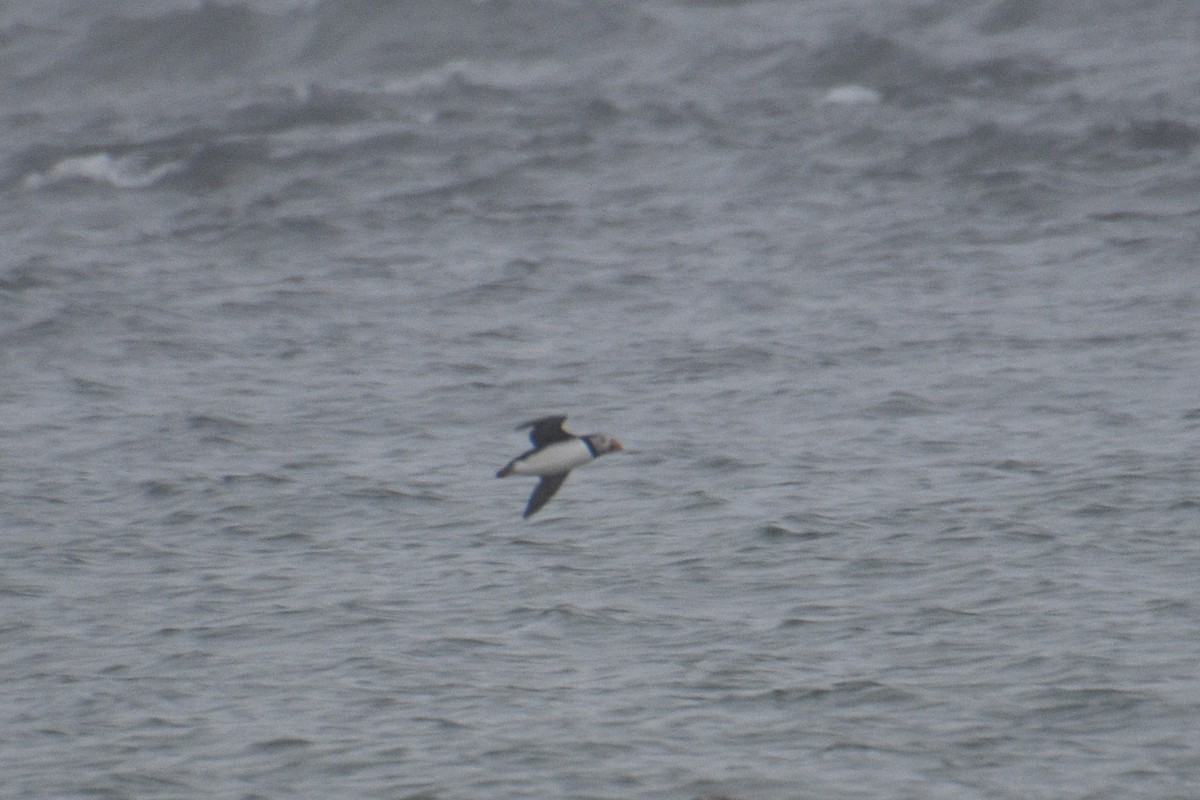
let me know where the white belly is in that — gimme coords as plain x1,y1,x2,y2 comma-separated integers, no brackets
510,439,593,476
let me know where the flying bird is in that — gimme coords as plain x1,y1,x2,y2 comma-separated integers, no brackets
496,415,622,518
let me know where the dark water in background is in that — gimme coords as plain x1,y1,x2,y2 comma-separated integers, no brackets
2,1,1199,798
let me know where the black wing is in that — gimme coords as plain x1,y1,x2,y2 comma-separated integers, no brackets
524,472,569,518
517,415,573,448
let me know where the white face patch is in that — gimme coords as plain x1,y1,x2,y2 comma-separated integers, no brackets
509,439,594,476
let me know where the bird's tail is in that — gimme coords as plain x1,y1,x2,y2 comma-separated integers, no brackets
496,462,515,478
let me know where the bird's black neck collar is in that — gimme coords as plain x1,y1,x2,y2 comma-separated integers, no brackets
580,435,598,457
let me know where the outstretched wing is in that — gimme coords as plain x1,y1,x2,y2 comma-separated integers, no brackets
517,415,573,448
524,472,569,518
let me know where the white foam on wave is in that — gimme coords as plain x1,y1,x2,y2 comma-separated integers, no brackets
821,84,882,105
23,152,185,190
380,57,574,96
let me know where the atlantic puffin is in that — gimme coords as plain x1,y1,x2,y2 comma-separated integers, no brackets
496,415,622,518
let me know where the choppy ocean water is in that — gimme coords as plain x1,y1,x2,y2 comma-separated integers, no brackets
2,1,1199,798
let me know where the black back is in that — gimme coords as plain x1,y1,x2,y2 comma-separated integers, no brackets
517,415,574,448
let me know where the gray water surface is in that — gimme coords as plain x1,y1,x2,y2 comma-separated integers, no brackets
2,1,1199,798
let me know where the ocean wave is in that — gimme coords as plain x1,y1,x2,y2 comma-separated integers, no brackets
71,3,281,82
759,29,1071,106
17,137,272,192
16,0,626,90
21,151,186,190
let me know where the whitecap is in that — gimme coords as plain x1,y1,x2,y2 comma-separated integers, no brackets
22,152,185,190
820,84,882,105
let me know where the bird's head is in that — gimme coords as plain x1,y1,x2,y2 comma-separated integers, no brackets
587,434,623,456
